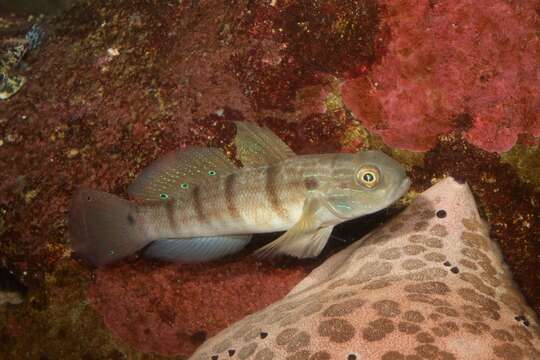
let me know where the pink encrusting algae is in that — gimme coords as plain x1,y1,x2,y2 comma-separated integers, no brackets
341,0,540,152
88,256,316,356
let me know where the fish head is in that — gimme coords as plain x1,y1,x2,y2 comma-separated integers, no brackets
324,150,410,220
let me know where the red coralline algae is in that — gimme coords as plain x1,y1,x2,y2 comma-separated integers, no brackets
88,255,316,357
232,0,384,112
341,0,540,152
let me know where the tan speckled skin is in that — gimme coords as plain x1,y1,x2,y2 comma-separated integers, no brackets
191,177,540,360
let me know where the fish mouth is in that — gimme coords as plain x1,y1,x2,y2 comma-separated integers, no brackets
390,177,411,204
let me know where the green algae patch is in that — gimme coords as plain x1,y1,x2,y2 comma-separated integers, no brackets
369,134,425,170
501,142,540,191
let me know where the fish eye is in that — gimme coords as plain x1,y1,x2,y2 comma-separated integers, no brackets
356,166,380,188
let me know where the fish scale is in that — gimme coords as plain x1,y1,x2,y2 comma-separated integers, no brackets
141,163,309,238
69,122,410,266
139,153,377,238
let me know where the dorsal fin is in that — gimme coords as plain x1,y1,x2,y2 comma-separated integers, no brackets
234,121,296,167
128,147,237,201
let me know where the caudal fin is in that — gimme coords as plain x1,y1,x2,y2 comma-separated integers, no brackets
69,188,150,267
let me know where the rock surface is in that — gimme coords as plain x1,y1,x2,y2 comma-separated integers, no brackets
0,1,538,358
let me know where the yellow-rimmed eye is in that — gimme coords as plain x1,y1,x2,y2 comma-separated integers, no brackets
356,166,380,188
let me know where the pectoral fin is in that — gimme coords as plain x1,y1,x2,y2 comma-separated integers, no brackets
255,225,334,259
255,196,333,258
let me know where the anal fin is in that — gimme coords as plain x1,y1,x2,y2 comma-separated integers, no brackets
143,235,251,263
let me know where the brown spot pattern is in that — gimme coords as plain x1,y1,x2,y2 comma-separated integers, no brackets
404,268,448,281
459,259,478,270
302,301,324,317
286,350,310,360
460,272,496,297
403,245,426,255
462,322,490,335
428,313,443,322
310,351,331,360
424,252,447,262
491,329,514,342
379,247,402,260
457,288,500,311
510,324,533,341
493,344,524,360
404,281,450,295
276,328,298,346
414,221,429,231
238,343,258,359
275,328,310,353
408,234,427,243
398,321,421,334
416,331,435,343
462,218,481,232
322,298,365,317
462,305,485,322
403,310,425,323
381,351,405,360
461,231,489,250
407,293,438,306
362,318,395,341
372,299,401,317
414,344,439,358
430,224,449,237
420,209,436,220
431,321,459,337
401,259,427,270
461,248,498,276
480,273,500,287
318,318,355,343
255,348,275,360
435,306,459,317
363,279,394,290
424,237,444,248
348,261,393,285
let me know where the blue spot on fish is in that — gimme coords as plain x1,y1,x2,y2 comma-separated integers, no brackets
336,203,352,210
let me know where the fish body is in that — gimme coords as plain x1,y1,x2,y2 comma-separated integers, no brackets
140,153,408,238
70,122,410,266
